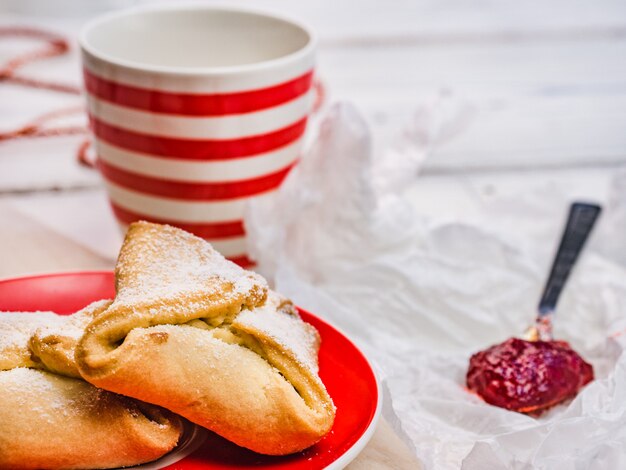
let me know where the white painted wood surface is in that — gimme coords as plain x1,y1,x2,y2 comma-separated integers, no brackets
1,0,626,190
1,1,625,468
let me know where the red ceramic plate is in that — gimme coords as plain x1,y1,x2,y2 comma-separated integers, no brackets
0,271,381,470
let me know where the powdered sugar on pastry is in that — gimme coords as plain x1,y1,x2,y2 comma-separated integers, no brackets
75,222,335,455
34,300,111,341
114,222,266,311
0,312,60,352
29,300,112,378
0,312,62,370
2,367,114,418
1,368,64,419
235,293,321,375
0,367,183,469
1,301,111,373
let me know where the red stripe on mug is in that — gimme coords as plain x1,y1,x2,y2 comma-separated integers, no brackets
90,116,307,160
99,158,296,200
84,68,313,116
110,203,246,238
228,255,255,268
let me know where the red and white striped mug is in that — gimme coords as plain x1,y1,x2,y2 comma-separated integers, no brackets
80,6,315,266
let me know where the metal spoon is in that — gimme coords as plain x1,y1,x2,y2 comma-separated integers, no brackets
525,202,602,341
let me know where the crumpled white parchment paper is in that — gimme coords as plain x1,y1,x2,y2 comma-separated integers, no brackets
244,103,626,470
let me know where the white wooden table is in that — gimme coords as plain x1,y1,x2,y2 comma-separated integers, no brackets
1,1,625,468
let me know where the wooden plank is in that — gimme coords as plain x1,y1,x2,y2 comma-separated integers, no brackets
405,165,612,222
319,39,626,97
2,2,626,189
346,419,424,470
0,202,113,278
4,189,122,260
317,37,626,170
172,0,626,38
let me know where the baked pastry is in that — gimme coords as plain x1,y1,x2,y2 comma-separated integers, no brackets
76,221,336,455
28,300,111,378
0,301,183,470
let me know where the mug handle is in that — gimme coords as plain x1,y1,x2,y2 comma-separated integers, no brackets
76,138,96,168
311,78,326,115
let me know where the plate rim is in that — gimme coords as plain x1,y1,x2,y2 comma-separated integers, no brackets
0,270,383,469
0,269,116,284
324,361,382,470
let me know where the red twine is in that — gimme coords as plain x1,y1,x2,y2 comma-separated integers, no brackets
0,26,89,156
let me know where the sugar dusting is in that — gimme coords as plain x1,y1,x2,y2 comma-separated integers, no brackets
0,311,62,356
1,368,63,421
114,222,266,310
1,367,118,423
1,301,110,372
35,300,111,341
236,293,321,375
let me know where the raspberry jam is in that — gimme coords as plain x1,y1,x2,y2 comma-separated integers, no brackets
466,337,594,413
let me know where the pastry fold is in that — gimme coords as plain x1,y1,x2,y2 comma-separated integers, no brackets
0,302,182,470
76,222,336,455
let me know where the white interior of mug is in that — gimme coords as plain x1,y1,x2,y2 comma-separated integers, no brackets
81,7,313,72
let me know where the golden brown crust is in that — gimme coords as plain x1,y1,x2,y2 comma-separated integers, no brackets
78,222,268,377
0,368,182,470
0,311,60,371
0,303,184,469
29,300,111,378
76,222,335,455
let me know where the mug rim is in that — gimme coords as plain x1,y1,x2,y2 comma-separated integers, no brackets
79,4,316,77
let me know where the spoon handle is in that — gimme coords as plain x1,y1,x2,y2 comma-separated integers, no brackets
538,202,602,317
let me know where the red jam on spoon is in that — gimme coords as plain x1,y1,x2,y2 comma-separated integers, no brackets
466,203,601,414
466,337,593,413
